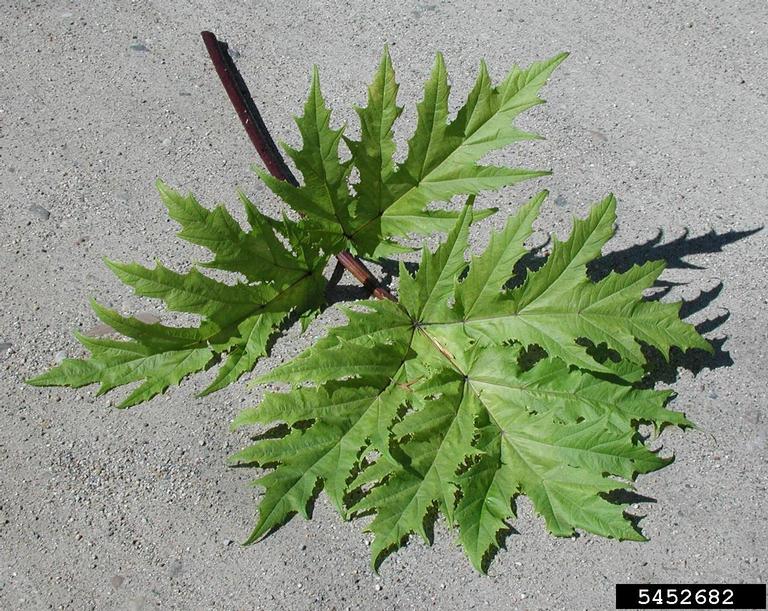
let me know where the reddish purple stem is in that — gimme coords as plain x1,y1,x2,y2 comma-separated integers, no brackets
201,31,396,302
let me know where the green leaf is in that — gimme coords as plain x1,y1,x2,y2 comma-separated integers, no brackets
28,332,214,408
466,346,690,431
235,192,709,570
231,378,408,537
489,417,661,540
398,202,473,321
455,190,546,318
453,429,514,573
28,184,329,405
350,51,566,256
259,49,567,258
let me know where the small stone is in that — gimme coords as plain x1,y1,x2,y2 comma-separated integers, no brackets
54,351,67,364
130,42,149,52
135,313,160,325
84,323,115,338
168,559,183,578
588,129,607,142
111,575,124,589
374,584,382,592
29,204,51,220
223,539,233,546
0,343,11,359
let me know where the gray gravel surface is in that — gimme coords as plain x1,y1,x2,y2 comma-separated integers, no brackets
2,1,766,609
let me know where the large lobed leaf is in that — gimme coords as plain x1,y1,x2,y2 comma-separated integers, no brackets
233,192,710,571
28,183,329,406
258,48,567,258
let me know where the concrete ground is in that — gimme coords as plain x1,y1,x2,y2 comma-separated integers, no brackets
1,1,766,609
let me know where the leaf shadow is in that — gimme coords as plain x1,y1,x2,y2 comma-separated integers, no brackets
604,489,657,505
479,521,520,574
588,226,761,280
326,283,370,306
603,489,657,539
587,225,760,377
640,336,732,386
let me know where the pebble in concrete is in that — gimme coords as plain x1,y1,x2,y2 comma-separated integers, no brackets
29,204,50,220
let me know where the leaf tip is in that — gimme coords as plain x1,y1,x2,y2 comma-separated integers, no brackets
434,50,447,72
155,177,169,193
25,373,47,387
310,64,321,90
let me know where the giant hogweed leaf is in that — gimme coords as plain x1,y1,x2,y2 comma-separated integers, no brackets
30,331,215,407
452,344,685,571
257,49,567,258
230,304,415,536
455,190,546,317
465,346,690,432
347,198,684,566
233,208,475,549
453,427,513,572
355,53,565,253
398,197,474,321
234,193,709,570
28,184,329,406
